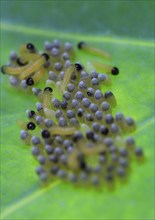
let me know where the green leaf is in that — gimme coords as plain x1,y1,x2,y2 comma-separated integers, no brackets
1,0,154,40
0,2,154,219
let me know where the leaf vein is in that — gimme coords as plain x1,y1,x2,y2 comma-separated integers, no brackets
1,22,154,47
1,181,60,219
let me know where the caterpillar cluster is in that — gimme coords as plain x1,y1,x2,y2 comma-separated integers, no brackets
1,40,144,189
1,40,74,89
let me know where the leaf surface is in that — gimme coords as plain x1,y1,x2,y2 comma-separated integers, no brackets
0,2,154,219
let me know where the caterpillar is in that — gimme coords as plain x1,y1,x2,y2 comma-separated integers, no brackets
1,39,144,189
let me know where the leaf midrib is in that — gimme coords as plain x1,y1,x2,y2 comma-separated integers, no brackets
1,181,60,219
1,117,154,219
1,22,154,47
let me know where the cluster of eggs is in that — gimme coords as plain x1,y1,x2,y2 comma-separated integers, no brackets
1,40,144,188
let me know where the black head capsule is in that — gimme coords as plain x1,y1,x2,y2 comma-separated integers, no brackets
26,43,36,53
111,67,119,75
44,87,53,92
75,63,83,71
26,77,34,86
27,122,36,130
27,110,35,118
77,41,85,49
1,65,6,74
41,130,50,139
16,58,28,66
41,53,49,61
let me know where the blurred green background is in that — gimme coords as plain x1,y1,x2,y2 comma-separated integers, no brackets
1,0,154,40
0,1,154,220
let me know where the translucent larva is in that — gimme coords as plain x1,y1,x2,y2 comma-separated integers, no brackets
91,61,119,75
61,65,75,92
49,126,77,135
30,67,46,84
19,54,49,80
17,53,40,66
1,64,31,75
42,87,53,109
77,41,110,59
